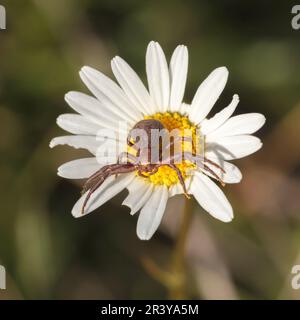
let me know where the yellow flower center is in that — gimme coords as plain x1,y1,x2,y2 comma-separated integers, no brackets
129,112,200,187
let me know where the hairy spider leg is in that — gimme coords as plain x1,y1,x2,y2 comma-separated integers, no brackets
163,151,226,187
183,152,226,186
185,153,226,173
137,164,158,178
166,163,191,198
81,163,136,215
82,164,124,195
202,164,226,187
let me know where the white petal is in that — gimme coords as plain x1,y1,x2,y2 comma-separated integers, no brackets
146,41,170,112
189,67,229,124
65,91,120,126
201,157,242,184
58,157,102,179
168,183,182,197
206,135,262,160
72,173,135,217
111,56,153,115
57,114,100,135
79,72,135,126
208,113,266,138
168,177,192,197
122,179,154,215
178,102,190,115
49,135,100,154
80,66,141,122
65,91,129,137
200,94,239,135
169,45,188,112
136,185,168,240
191,172,233,222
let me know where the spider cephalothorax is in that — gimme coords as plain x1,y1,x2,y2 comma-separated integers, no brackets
81,118,225,214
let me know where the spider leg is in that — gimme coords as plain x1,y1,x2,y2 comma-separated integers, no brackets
199,156,225,174
118,152,138,164
183,152,226,186
183,152,225,173
146,166,158,176
81,164,122,195
81,163,136,214
84,164,109,181
137,164,158,178
138,170,148,178
202,164,226,187
166,163,191,199
81,174,109,215
164,151,226,187
81,165,111,195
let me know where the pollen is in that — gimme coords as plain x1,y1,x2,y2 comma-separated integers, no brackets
140,112,199,187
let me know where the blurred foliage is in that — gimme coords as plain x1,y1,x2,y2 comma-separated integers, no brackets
0,0,300,299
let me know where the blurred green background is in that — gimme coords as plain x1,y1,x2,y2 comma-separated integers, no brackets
0,0,300,299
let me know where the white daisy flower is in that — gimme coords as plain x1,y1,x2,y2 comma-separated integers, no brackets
50,41,265,240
